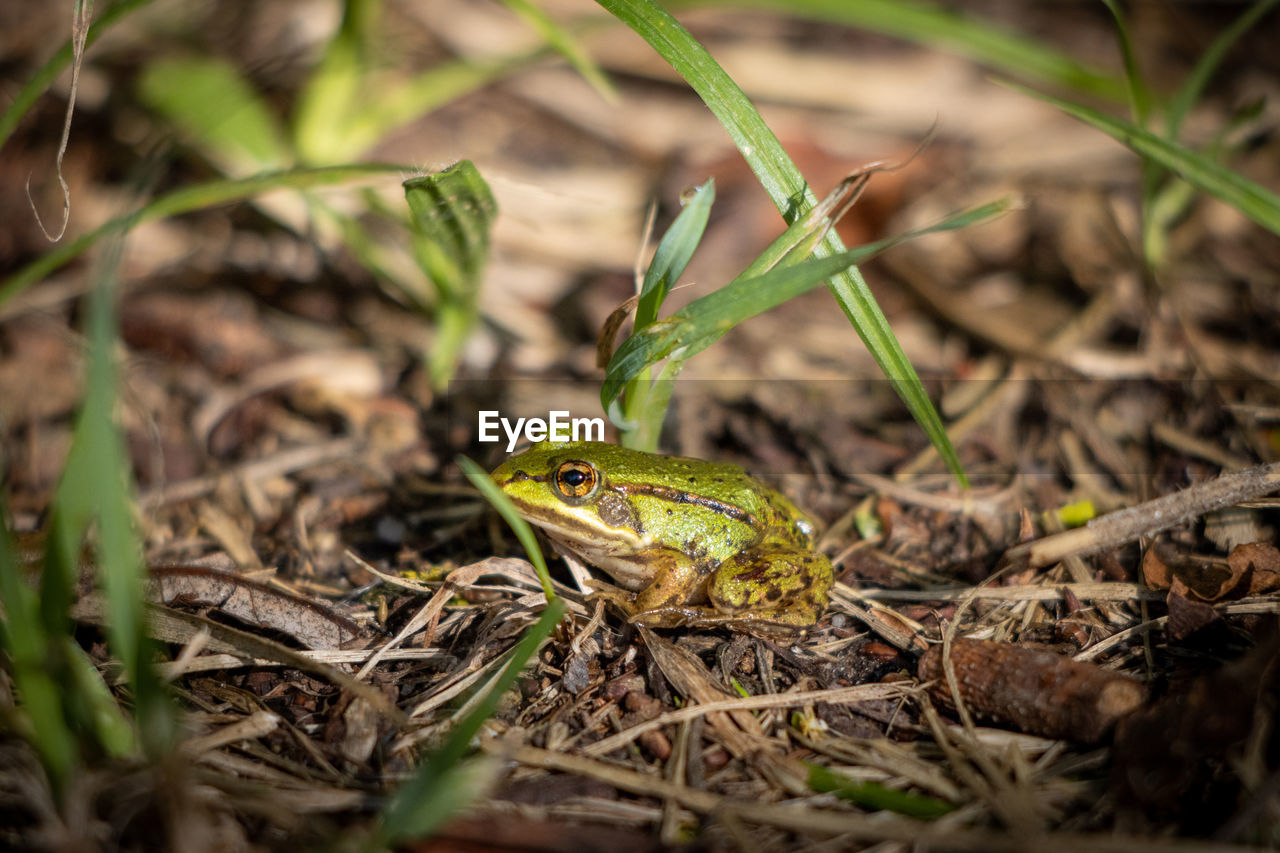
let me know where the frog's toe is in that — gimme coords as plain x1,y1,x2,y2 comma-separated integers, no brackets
584,579,636,613
629,605,706,628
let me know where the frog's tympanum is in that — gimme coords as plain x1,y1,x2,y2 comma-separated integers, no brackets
490,441,832,630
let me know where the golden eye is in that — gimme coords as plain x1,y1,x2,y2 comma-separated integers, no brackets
554,461,598,500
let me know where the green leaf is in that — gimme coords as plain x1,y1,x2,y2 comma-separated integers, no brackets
137,56,290,172
595,0,971,486
1003,80,1280,236
404,161,499,389
807,764,955,818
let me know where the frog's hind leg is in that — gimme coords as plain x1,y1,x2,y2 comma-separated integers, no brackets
706,548,832,628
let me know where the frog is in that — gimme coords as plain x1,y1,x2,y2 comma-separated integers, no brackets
489,440,832,631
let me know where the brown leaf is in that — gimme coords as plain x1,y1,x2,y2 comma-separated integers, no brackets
1228,541,1280,595
1147,541,1250,605
1140,545,1172,590
147,566,365,650
1165,580,1220,639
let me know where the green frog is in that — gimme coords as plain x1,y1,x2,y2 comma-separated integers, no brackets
490,440,832,630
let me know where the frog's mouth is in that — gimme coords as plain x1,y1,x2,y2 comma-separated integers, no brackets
515,508,658,592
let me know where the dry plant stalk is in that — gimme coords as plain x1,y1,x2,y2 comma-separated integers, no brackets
918,638,1146,743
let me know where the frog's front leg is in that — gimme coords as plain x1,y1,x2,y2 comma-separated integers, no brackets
623,552,717,628
705,547,833,628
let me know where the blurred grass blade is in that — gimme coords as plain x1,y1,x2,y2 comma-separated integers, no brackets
500,0,617,101
679,0,1124,101
1166,0,1278,140
1004,80,1280,236
404,161,498,389
1099,0,1151,128
0,163,410,308
65,639,136,757
596,0,971,485
458,456,557,602
63,227,175,755
603,199,1012,406
0,0,157,150
293,0,378,164
138,56,290,173
0,516,79,793
296,0,570,163
807,764,955,818
379,596,567,842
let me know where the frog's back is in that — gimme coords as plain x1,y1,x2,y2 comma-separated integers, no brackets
605,447,815,557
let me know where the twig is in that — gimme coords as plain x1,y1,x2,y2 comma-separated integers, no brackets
1002,461,1280,570
582,683,909,757
28,0,94,241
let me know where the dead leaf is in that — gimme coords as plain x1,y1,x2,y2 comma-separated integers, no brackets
1140,544,1172,590
1165,581,1220,639
1228,541,1280,595
147,566,365,650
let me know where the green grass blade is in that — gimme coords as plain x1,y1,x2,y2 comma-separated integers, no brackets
137,56,291,172
603,199,1011,405
1099,0,1151,128
458,456,557,602
0,518,79,793
378,596,566,842
1004,80,1280,236
807,763,955,818
619,179,714,450
1099,0,1163,269
500,0,618,101
404,161,498,389
0,0,157,150
1165,0,1279,139
635,180,714,330
65,640,136,757
296,1,566,164
65,230,175,755
597,0,971,484
0,163,411,308
679,0,1124,102
292,0,378,164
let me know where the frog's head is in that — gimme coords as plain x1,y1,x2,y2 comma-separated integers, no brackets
489,440,641,540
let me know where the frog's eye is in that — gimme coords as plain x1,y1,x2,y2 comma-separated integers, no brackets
554,460,598,501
